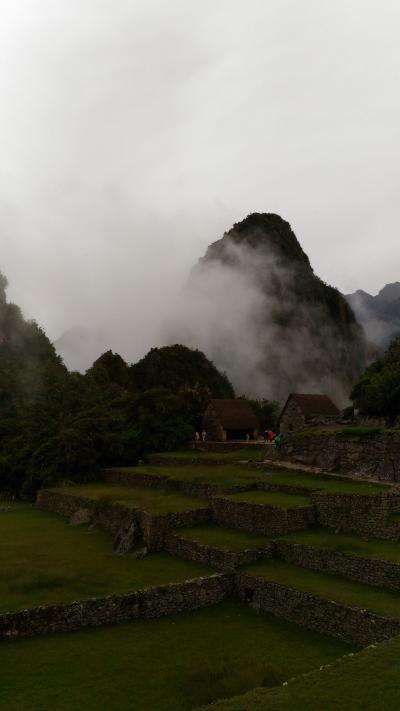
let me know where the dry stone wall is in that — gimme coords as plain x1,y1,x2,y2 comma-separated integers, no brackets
273,431,400,481
104,468,251,499
0,574,234,639
211,497,316,536
36,490,211,551
312,492,400,541
164,533,274,571
276,540,400,592
236,573,400,646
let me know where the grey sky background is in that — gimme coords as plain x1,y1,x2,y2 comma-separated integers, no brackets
1,0,399,367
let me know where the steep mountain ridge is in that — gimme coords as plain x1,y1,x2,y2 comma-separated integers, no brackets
171,213,368,404
346,282,400,349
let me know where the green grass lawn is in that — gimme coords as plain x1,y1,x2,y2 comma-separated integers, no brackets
223,490,311,509
175,524,272,552
200,635,400,710
155,448,266,462
261,470,388,496
53,483,209,514
0,505,212,612
243,559,400,618
0,600,354,711
281,528,400,564
111,464,263,488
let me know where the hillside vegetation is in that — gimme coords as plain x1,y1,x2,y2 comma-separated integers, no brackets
0,272,233,496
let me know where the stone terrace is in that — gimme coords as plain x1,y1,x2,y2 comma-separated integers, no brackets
29,451,400,646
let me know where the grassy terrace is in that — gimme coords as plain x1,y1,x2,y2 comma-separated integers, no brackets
281,528,400,564
111,463,389,497
53,483,209,514
202,635,400,711
175,524,272,552
0,505,211,612
262,469,388,496
111,464,263,488
243,559,400,618
155,448,266,462
0,601,354,711
223,490,311,509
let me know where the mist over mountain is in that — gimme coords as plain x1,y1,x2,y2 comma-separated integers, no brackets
54,325,109,373
346,283,400,350
166,213,368,404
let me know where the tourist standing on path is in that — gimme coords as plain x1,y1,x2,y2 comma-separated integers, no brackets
202,430,207,442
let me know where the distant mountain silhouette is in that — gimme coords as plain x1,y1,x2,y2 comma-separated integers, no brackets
346,282,400,349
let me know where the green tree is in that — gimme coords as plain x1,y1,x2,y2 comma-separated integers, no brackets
351,337,400,425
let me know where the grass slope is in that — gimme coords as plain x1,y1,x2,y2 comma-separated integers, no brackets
54,483,208,513
262,470,387,496
0,505,211,612
0,601,353,711
200,635,400,710
244,559,400,618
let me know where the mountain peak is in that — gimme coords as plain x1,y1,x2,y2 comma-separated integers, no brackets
201,212,311,269
376,282,400,304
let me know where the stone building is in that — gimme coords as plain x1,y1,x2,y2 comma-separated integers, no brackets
279,393,339,434
202,399,259,441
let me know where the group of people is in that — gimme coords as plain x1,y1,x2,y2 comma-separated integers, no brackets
194,429,283,447
263,429,283,448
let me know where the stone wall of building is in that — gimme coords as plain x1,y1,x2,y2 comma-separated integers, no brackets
236,573,400,646
279,399,305,434
164,533,274,571
270,431,400,481
0,573,234,639
275,540,400,592
211,497,316,536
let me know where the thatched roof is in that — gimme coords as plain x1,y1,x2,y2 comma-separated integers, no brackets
282,393,339,418
208,399,259,429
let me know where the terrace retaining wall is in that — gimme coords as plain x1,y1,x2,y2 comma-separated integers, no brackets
311,492,400,541
268,431,400,481
236,573,400,646
276,540,400,592
0,573,234,639
36,490,211,551
164,533,274,571
104,469,253,500
211,497,316,536
192,442,266,454
148,455,245,467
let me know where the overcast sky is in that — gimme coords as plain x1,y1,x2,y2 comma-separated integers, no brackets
1,0,399,364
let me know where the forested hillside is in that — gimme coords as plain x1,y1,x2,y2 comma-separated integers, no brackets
0,273,233,497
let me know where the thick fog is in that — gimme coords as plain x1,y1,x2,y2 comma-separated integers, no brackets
1,0,400,378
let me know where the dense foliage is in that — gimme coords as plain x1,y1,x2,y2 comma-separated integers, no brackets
351,336,400,424
131,345,234,397
0,274,234,497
